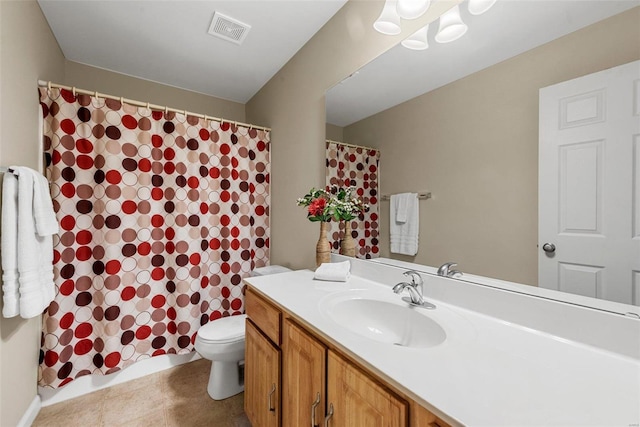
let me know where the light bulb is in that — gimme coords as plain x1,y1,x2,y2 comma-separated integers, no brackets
373,0,401,35
401,24,429,50
435,5,467,43
396,0,431,20
468,0,497,15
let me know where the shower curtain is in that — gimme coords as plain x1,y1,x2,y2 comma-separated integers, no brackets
325,141,380,259
38,88,270,388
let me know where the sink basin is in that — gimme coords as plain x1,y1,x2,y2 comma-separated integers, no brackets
321,295,446,348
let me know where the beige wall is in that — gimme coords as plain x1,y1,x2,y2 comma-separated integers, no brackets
325,123,344,142
247,0,461,269
0,1,65,426
344,7,640,285
64,61,246,122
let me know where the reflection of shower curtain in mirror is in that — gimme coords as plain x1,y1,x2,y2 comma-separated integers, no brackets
38,87,270,388
325,141,380,258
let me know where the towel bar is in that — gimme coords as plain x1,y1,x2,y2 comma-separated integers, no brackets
381,192,431,201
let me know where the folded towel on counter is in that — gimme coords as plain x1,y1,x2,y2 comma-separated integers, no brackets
1,166,57,318
314,261,351,282
390,193,419,256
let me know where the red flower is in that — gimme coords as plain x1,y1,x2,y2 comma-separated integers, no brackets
308,198,327,217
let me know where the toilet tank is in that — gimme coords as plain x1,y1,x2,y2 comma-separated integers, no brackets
250,265,291,276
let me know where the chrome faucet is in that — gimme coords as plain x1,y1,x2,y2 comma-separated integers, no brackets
392,282,424,305
403,270,423,295
392,270,436,309
437,262,462,278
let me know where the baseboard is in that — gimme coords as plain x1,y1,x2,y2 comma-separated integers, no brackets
39,352,201,406
17,395,41,427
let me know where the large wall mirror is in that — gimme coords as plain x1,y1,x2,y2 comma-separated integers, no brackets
326,1,640,313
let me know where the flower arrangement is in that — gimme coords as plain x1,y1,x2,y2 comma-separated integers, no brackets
296,188,333,222
328,186,368,221
296,186,368,222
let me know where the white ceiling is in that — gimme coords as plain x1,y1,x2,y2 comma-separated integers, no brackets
37,0,348,103
326,0,639,127
38,0,638,119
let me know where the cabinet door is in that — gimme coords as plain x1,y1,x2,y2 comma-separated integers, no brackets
282,320,326,427
410,403,451,427
326,350,408,427
245,319,281,427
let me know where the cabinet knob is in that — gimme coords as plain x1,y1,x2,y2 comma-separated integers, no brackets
311,392,321,427
268,383,276,412
324,403,334,427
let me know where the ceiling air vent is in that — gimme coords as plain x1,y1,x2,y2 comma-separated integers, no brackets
208,12,251,45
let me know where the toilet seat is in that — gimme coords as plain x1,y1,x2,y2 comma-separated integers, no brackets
197,314,247,344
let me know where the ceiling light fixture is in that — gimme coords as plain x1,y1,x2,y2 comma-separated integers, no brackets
401,24,429,50
373,0,494,50
373,0,402,35
468,0,497,15
396,0,431,20
435,5,468,43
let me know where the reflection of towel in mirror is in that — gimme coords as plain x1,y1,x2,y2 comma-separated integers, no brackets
1,167,58,318
314,261,351,282
390,193,419,256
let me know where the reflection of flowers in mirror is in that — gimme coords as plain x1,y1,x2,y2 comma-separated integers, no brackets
328,185,369,221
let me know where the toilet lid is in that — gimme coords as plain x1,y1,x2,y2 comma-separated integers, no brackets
197,314,247,343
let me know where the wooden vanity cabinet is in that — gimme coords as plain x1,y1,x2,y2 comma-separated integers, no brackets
326,349,408,426
244,289,281,427
245,286,452,427
282,320,326,427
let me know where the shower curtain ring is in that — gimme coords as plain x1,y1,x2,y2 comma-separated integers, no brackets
146,102,150,110
72,87,76,97
165,106,169,115
120,97,124,105
47,81,51,91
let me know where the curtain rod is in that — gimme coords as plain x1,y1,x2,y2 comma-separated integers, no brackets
326,139,378,152
37,80,271,133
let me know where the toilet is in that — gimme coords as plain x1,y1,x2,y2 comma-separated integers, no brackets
195,265,291,400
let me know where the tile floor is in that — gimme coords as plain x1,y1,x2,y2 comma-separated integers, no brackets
33,358,251,427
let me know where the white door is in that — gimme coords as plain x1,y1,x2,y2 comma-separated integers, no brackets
539,60,640,305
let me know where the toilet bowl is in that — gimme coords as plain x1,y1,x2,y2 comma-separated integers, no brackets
195,265,291,400
195,314,247,400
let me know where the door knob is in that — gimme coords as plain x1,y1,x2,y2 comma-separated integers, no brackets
542,243,556,253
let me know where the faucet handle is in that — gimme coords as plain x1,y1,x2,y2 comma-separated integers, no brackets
403,270,423,287
437,262,457,276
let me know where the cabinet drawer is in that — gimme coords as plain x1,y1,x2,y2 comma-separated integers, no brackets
246,287,281,345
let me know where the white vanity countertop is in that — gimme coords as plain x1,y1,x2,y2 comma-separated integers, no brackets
245,270,640,426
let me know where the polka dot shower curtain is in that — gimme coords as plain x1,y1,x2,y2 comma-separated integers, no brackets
38,87,270,388
325,141,380,258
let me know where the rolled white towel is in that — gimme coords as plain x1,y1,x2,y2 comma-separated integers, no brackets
314,261,351,282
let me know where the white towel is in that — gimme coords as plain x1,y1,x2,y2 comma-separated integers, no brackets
2,172,20,317
390,193,419,256
32,172,58,236
394,193,412,223
314,261,351,282
1,167,57,318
